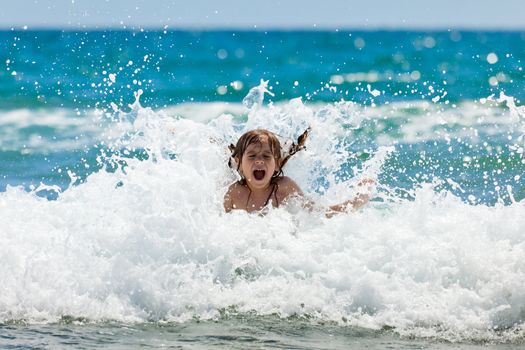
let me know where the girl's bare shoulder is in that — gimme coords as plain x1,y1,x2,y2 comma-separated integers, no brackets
225,181,248,197
275,176,304,197
227,180,244,190
224,181,249,212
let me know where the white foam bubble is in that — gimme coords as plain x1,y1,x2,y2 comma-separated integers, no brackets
487,52,499,64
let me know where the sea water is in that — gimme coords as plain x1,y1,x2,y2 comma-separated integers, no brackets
0,30,524,349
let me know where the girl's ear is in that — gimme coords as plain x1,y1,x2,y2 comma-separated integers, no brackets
272,157,282,178
237,158,246,178
232,156,241,171
275,157,282,171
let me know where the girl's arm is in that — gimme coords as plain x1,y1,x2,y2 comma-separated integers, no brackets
279,177,374,217
328,192,370,211
223,191,233,212
325,178,375,217
223,183,239,212
327,178,374,212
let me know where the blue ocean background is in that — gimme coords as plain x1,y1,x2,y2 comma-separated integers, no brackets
1,30,525,348
1,30,525,203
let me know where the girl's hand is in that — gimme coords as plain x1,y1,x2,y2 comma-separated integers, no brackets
355,178,376,197
356,178,375,189
326,179,375,217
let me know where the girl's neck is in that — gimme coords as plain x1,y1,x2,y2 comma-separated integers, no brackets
244,181,277,211
245,182,273,193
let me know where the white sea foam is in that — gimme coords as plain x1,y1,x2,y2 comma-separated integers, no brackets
0,96,520,154
0,108,103,153
163,98,522,146
1,161,524,341
0,93,524,342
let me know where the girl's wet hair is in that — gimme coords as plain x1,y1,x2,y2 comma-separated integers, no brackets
228,128,310,180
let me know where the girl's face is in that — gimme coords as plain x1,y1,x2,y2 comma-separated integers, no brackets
240,140,279,190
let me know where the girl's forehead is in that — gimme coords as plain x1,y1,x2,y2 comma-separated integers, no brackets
245,140,272,152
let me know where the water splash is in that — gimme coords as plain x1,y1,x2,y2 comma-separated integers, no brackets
0,85,524,343
242,79,275,110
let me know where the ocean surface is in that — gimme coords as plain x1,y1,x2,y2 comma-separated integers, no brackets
1,29,525,349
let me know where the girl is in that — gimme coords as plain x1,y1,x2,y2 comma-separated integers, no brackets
223,129,373,215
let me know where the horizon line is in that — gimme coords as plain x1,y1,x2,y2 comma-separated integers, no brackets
1,24,525,32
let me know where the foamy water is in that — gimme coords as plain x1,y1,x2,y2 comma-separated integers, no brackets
1,89,524,343
1,94,521,153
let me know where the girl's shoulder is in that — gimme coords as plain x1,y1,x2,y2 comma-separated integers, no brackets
275,175,297,185
226,180,248,194
224,181,249,212
275,176,304,198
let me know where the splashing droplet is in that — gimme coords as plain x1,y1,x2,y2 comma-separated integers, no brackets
242,79,275,109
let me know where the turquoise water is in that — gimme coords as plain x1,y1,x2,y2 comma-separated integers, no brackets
1,30,525,203
1,30,524,348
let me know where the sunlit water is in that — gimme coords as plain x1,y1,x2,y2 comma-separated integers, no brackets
1,30,524,348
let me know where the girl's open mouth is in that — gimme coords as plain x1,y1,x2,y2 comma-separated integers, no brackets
253,170,266,181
